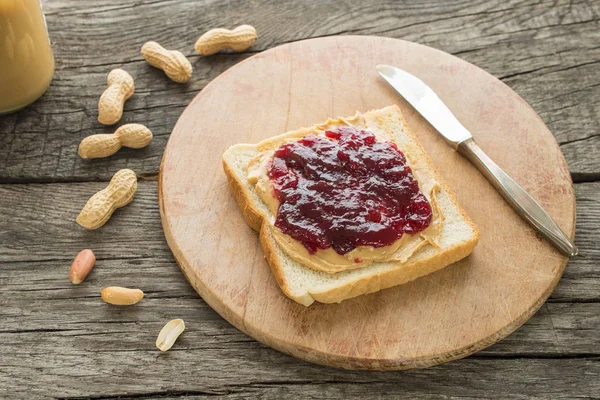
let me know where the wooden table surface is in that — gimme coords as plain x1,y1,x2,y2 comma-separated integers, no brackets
0,0,598,398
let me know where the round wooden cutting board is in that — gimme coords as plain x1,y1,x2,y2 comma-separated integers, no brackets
159,36,575,370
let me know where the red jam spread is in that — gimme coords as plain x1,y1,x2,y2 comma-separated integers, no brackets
267,126,432,255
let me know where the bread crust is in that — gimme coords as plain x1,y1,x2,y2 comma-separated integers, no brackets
223,159,263,232
223,105,479,306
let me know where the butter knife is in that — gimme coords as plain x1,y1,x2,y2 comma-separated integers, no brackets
377,64,577,257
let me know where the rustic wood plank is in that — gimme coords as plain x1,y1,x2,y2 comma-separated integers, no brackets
0,317,598,399
1,353,600,399
1,181,598,301
0,0,598,181
1,254,599,397
1,350,598,399
0,176,597,396
0,180,598,399
44,374,595,400
1,258,599,356
0,174,595,397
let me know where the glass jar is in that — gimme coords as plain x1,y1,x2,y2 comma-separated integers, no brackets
0,0,55,114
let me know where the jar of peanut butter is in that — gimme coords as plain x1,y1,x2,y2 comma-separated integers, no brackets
0,0,55,114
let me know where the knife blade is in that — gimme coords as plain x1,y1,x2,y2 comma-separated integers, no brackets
377,64,471,148
377,64,578,257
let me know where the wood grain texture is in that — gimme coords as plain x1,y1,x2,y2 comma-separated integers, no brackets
0,0,598,397
160,36,576,370
0,181,598,397
0,181,598,300
0,0,598,181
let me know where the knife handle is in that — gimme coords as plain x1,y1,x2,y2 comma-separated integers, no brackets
458,138,578,257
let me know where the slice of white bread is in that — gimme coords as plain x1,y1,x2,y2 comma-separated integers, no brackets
223,105,479,306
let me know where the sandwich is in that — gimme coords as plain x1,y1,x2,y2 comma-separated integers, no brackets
223,105,479,306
